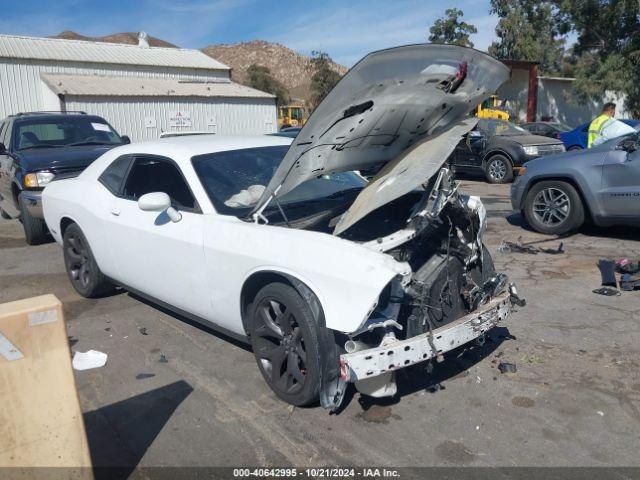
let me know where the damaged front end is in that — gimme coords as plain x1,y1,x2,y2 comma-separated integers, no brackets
321,168,524,410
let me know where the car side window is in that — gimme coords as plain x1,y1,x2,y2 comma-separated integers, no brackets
99,155,132,195
122,156,197,211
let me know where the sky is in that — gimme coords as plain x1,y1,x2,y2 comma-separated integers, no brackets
0,0,500,66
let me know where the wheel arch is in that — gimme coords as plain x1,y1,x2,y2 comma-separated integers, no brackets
482,148,515,167
239,270,326,337
60,216,77,237
525,176,593,222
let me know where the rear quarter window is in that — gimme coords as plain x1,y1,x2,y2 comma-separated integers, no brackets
98,155,132,195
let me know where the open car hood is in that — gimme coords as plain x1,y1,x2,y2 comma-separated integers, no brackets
251,44,510,231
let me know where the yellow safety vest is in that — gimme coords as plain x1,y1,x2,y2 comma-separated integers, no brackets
587,114,610,148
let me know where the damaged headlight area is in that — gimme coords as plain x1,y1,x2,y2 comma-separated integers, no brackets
329,168,523,406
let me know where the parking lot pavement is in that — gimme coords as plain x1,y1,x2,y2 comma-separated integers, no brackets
1,180,639,468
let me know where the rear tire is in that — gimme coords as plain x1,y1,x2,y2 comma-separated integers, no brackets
19,197,48,245
485,154,514,184
524,180,584,235
63,223,113,298
249,282,321,406
568,145,582,151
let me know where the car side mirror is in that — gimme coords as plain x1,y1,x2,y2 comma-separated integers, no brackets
137,192,182,222
121,135,131,145
617,139,637,153
0,142,6,154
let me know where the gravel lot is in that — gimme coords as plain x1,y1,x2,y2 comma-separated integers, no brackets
1,180,639,468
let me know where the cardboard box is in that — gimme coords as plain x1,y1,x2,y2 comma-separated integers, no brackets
0,294,92,471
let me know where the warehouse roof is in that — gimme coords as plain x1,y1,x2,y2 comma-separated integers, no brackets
41,74,275,99
0,34,229,71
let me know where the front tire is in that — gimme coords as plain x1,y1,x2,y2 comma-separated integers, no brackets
249,282,321,406
19,198,48,245
524,180,585,235
63,223,113,297
485,154,514,184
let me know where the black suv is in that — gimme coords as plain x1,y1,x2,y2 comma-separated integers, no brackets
0,112,129,244
452,118,566,183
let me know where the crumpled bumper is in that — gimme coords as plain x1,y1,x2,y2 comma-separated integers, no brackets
340,289,512,382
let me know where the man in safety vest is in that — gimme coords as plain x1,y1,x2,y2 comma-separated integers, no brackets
587,102,636,148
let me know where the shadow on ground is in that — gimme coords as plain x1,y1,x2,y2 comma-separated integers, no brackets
85,380,193,479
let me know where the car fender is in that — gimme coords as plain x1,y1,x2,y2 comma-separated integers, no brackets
202,217,411,336
521,168,599,218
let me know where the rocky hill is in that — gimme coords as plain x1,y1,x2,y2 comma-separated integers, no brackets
202,41,347,104
51,33,347,105
53,30,178,48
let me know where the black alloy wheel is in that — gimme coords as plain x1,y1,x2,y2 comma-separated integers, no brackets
63,223,113,298
249,283,321,406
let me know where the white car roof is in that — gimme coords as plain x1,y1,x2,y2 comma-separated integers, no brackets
115,134,291,162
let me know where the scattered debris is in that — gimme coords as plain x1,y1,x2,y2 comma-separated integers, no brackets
498,362,517,374
135,373,155,380
72,350,107,371
499,237,564,255
616,258,639,274
597,259,617,287
139,327,148,335
620,274,640,291
426,382,445,393
597,410,604,417
521,354,544,365
596,259,640,294
593,287,621,296
158,354,168,363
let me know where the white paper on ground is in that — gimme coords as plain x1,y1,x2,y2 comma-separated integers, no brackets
72,350,107,371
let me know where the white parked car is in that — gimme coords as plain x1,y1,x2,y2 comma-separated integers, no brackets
43,44,521,409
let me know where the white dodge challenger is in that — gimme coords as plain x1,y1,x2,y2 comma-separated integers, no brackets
43,44,522,409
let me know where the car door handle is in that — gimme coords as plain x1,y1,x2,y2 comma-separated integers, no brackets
110,208,121,216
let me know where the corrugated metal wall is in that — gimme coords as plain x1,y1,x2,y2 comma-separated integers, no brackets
0,58,228,119
65,96,277,141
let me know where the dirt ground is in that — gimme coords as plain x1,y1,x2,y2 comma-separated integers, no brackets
1,179,639,469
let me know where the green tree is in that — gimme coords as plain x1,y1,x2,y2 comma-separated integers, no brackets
488,0,565,75
428,8,477,47
246,64,290,106
556,0,640,117
310,51,342,109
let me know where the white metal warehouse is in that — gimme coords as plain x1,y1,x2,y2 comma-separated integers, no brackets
0,33,277,141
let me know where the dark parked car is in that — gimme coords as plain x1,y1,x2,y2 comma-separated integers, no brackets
511,126,640,235
0,112,129,244
559,119,640,150
453,118,566,183
520,121,571,139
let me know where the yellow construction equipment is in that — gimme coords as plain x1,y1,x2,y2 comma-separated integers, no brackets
278,105,306,128
476,95,509,120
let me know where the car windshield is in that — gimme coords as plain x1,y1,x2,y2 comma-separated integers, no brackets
478,119,528,137
192,146,366,216
15,117,122,150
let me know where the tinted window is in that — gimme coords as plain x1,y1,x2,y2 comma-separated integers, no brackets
122,156,196,210
14,117,122,150
99,155,132,195
192,146,366,216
